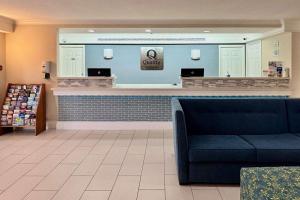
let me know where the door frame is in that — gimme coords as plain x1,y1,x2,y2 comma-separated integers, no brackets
59,45,86,77
219,45,246,77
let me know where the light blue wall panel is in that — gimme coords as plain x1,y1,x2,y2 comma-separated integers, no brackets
85,44,219,84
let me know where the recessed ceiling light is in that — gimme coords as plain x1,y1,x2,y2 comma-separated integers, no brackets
88,29,95,33
203,30,211,33
145,29,152,33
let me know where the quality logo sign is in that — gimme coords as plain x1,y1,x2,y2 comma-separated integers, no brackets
141,47,164,70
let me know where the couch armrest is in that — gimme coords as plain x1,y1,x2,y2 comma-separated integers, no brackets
171,98,189,185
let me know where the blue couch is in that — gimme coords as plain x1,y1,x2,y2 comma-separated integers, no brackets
172,98,300,184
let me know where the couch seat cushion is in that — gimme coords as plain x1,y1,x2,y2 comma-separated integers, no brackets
188,135,256,162
241,134,300,163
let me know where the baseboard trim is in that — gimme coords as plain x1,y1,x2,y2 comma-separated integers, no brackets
47,121,57,129
56,121,172,130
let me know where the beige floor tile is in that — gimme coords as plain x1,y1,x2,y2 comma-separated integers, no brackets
24,191,56,200
51,141,79,155
69,131,91,141
91,130,106,134
90,144,111,155
0,154,27,175
191,184,218,190
80,191,110,200
163,129,173,138
137,190,165,200
102,147,127,164
128,130,149,155
147,130,164,146
149,130,164,138
0,146,20,161
106,130,121,134
87,165,120,190
165,175,193,200
0,142,10,152
27,155,65,176
163,141,174,155
144,146,164,163
62,147,91,164
0,176,43,200
164,153,176,175
119,154,144,175
147,138,164,147
51,132,88,155
166,186,193,200
89,133,118,155
109,176,140,200
79,133,103,147
164,137,174,145
35,164,77,190
0,129,242,200
98,133,119,146
20,146,57,163
133,130,149,140
52,176,92,200
140,163,164,190
164,174,184,187
218,186,240,200
73,155,104,175
14,140,47,155
119,130,135,134
127,139,147,155
112,133,133,147
0,164,34,190
46,132,75,147
192,189,222,200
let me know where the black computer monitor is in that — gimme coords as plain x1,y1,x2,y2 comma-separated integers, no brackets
181,68,204,77
88,68,111,77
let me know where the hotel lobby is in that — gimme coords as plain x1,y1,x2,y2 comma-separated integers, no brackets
1,0,300,199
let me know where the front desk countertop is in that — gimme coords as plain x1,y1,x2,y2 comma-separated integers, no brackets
52,87,292,96
53,77,292,96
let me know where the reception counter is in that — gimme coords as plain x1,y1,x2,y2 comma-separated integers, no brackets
53,77,291,96
52,77,291,130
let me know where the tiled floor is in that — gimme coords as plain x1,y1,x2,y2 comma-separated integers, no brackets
0,129,240,200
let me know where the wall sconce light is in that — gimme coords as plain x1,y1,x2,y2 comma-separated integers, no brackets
191,49,201,60
104,49,113,59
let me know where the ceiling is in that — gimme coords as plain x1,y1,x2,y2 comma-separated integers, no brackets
59,27,278,34
0,0,300,25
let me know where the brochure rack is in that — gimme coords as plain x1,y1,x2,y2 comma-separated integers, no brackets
0,83,46,136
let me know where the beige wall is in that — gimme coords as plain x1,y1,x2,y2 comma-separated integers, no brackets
261,32,292,73
0,33,6,101
5,25,59,126
292,32,300,97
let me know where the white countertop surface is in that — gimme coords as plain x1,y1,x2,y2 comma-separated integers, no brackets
52,87,292,96
181,77,290,80
57,77,114,80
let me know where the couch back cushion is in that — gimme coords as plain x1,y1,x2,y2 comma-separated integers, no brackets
286,99,300,133
179,98,288,135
